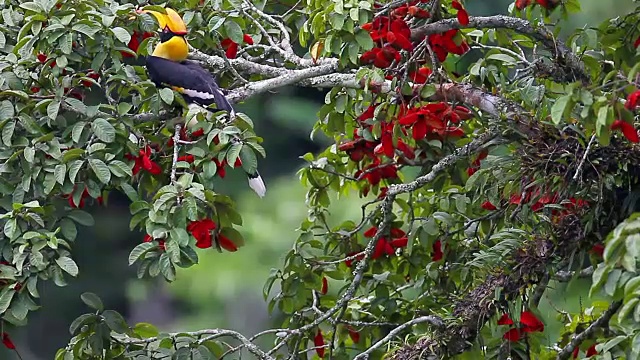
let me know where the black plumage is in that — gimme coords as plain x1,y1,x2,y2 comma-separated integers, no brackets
145,56,233,113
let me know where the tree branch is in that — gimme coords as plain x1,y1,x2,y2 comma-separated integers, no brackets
411,15,589,83
556,300,622,360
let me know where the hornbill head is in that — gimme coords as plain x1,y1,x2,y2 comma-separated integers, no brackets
136,7,189,61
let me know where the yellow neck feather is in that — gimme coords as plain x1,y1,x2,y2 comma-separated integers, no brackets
152,36,189,61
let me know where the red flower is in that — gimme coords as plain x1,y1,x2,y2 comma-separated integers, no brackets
372,239,395,259
497,313,514,325
213,158,228,178
127,145,162,175
590,243,605,257
431,240,443,261
82,70,100,87
452,1,469,26
364,226,377,237
586,344,598,357
220,34,253,59
515,0,532,9
217,232,238,252
409,66,432,83
611,119,639,143
320,277,328,295
520,311,544,333
347,326,360,343
573,346,580,359
390,237,408,248
626,90,640,111
122,31,153,57
314,329,325,358
634,36,640,48
503,328,521,342
37,53,48,63
1,332,15,349
177,155,195,163
481,201,497,211
408,5,430,18
187,219,217,249
143,234,166,251
191,128,205,138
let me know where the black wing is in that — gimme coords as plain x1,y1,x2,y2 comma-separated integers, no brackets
145,56,233,113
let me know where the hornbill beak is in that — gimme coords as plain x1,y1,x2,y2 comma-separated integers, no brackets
136,7,188,35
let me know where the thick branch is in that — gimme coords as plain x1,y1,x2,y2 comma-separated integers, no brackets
412,15,589,83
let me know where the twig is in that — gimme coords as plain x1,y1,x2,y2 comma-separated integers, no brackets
572,134,596,181
555,266,594,282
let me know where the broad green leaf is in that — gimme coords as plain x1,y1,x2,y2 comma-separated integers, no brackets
550,95,572,125
128,242,155,265
223,20,243,44
55,256,79,277
111,27,132,45
159,88,174,105
67,209,95,226
91,118,116,143
88,158,111,184
80,292,104,312
47,100,60,121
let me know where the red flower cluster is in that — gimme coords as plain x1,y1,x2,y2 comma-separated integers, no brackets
515,0,562,11
364,226,409,260
347,326,360,344
143,234,166,251
498,311,544,342
125,145,162,175
398,102,470,141
221,34,254,59
428,29,470,62
187,219,238,251
360,16,411,68
123,30,154,58
590,243,605,257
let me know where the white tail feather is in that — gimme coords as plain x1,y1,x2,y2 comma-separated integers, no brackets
247,174,267,198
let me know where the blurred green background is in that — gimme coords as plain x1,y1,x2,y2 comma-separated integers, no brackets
3,0,636,358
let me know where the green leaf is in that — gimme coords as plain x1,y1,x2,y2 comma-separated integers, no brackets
47,100,60,120
80,292,104,312
223,20,243,44
109,160,133,178
68,160,84,182
239,145,258,175
550,95,571,125
88,158,111,184
133,322,159,338
159,88,174,105
355,29,374,50
225,143,242,166
69,313,98,335
54,164,66,185
23,147,35,163
159,253,176,281
0,288,15,314
110,27,131,45
0,100,14,120
128,242,155,265
55,256,79,277
91,118,116,143
2,121,15,146
67,209,95,226
19,2,42,13
102,310,129,333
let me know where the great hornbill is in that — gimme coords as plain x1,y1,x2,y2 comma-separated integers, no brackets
137,7,266,198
